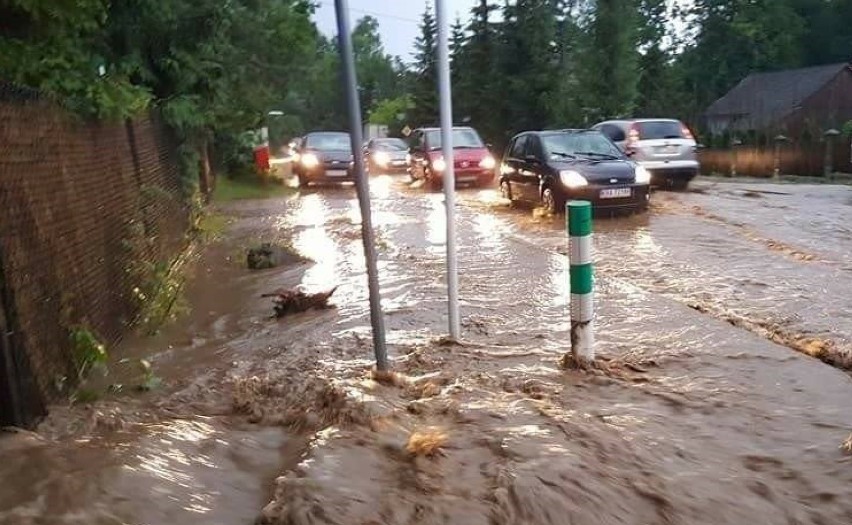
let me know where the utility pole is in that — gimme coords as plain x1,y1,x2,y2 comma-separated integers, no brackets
435,0,461,339
334,0,389,370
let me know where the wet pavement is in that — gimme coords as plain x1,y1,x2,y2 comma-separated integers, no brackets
1,175,851,524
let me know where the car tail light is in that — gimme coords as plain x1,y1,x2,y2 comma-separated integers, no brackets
681,125,694,140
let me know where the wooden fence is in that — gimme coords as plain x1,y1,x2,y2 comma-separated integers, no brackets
699,140,851,177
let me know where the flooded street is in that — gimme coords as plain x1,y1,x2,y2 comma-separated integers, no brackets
2,176,851,524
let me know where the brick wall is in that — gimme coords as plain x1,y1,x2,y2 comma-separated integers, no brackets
0,84,189,427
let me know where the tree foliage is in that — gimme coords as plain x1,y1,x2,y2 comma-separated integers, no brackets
409,3,439,127
4,0,851,164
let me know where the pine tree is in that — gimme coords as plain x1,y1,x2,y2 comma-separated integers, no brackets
409,3,439,127
635,0,675,116
496,0,561,134
450,16,468,121
549,0,586,127
464,0,502,142
578,0,640,121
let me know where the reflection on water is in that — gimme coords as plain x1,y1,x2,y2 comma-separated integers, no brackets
472,212,510,253
291,198,339,294
425,193,446,251
369,174,393,200
631,228,663,257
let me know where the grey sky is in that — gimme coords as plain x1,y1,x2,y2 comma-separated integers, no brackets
314,0,481,62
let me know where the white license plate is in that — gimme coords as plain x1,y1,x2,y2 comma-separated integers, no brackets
655,145,678,154
391,160,406,166
327,169,348,177
600,188,632,199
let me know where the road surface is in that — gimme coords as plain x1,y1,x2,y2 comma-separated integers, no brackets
1,176,850,525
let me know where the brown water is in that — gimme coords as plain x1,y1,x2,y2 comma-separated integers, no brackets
2,176,851,524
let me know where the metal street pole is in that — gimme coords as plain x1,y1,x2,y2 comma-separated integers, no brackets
435,0,461,339
334,0,389,370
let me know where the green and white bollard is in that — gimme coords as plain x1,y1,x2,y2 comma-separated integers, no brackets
567,201,594,362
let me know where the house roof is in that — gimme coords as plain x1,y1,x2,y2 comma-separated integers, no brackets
705,62,851,128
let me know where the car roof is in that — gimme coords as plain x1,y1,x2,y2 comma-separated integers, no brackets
595,118,682,125
511,129,599,138
417,126,475,132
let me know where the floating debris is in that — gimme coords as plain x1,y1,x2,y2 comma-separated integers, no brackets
261,287,338,317
405,428,447,457
247,242,304,270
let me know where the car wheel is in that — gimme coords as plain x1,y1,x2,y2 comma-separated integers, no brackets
541,187,557,215
426,169,442,191
670,178,689,191
500,180,513,202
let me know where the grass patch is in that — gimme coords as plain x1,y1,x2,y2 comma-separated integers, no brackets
196,211,229,241
213,176,294,202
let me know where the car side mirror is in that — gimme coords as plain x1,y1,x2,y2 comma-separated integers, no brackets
624,149,636,157
486,143,493,150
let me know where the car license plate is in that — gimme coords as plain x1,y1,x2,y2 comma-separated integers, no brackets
391,160,406,166
327,169,348,177
656,145,678,154
600,188,631,199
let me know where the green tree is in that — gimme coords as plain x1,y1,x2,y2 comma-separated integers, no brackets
496,0,561,137
635,0,677,117
793,0,852,66
352,16,400,118
461,0,503,142
578,0,639,121
450,16,468,119
410,3,438,127
674,0,806,122
369,95,413,136
548,0,587,128
0,0,149,117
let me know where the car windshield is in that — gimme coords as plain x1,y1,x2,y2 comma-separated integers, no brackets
372,138,408,151
542,132,623,160
636,120,684,140
305,132,352,151
425,129,484,150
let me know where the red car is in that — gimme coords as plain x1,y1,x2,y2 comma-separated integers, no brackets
407,126,496,189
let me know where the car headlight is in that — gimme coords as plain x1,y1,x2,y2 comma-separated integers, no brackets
634,165,651,184
559,170,588,188
300,153,319,169
374,151,390,167
432,157,447,172
479,155,496,169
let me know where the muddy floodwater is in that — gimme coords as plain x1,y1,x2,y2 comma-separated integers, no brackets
1,176,851,525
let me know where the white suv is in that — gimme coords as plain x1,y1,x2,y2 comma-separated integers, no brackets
592,119,699,190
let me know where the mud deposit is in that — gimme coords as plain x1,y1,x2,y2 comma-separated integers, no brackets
2,176,852,524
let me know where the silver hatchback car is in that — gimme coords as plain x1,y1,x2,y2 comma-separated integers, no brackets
592,119,699,189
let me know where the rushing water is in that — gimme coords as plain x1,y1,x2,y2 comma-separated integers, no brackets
2,176,851,525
